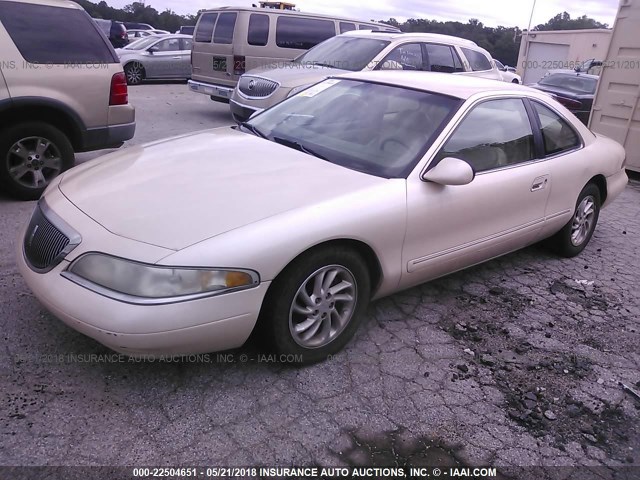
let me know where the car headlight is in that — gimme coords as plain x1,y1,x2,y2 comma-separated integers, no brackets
287,84,313,98
63,253,259,303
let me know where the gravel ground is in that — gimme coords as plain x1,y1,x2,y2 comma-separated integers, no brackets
0,84,639,479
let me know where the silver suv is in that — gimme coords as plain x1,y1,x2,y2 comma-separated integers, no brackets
0,0,135,200
230,31,502,122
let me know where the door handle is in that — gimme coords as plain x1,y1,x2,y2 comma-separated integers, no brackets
531,175,549,192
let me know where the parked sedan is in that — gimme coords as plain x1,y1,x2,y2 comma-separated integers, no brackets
494,59,521,83
116,34,193,85
17,72,627,364
530,72,598,125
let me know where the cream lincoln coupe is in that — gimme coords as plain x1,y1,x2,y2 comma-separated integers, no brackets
18,72,628,364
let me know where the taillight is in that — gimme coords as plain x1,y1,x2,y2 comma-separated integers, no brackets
110,72,128,105
552,94,582,111
234,55,245,76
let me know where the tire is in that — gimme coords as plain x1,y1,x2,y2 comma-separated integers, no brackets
260,247,371,364
512,79,520,84
546,183,601,257
124,62,145,85
0,122,74,201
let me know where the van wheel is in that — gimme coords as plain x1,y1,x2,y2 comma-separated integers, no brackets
0,122,74,201
124,62,145,85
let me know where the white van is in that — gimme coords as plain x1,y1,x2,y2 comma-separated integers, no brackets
188,7,399,103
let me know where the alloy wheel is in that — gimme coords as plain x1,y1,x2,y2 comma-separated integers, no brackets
571,195,596,246
6,136,62,189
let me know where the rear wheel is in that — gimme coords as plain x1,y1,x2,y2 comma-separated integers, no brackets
124,62,145,85
261,247,371,364
546,183,601,257
0,122,74,200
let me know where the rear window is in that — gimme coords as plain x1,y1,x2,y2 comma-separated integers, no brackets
214,12,237,44
276,17,336,50
195,13,217,43
460,47,492,71
248,14,269,46
0,3,116,64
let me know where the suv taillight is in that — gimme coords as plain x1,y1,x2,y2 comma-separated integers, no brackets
234,55,246,76
110,72,128,105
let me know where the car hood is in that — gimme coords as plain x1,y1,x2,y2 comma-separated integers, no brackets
245,64,349,88
59,128,383,251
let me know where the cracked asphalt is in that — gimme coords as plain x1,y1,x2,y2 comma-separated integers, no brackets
1,84,639,478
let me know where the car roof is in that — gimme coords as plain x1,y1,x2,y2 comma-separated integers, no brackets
340,30,478,48
336,70,536,100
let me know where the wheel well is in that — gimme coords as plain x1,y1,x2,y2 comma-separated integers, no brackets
588,174,607,205
0,106,82,150
125,61,145,76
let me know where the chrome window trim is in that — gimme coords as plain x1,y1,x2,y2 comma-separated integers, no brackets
237,74,282,100
61,252,261,306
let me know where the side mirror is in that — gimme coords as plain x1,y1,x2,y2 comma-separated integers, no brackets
148,46,158,54
422,157,475,186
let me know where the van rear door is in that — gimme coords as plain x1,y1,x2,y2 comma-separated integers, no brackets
191,11,238,96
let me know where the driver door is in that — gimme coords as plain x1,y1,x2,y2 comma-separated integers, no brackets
146,38,182,78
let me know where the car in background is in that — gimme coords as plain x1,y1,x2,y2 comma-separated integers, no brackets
230,30,502,123
545,58,604,79
123,22,154,31
17,72,627,362
529,72,598,125
127,29,154,39
495,59,521,83
176,26,195,35
0,0,135,200
189,6,399,104
116,34,193,85
93,18,129,48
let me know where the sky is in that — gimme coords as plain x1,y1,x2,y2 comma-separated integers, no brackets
105,0,620,28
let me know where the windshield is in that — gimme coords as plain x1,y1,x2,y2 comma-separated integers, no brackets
247,79,461,178
294,36,390,72
123,36,159,50
539,73,597,94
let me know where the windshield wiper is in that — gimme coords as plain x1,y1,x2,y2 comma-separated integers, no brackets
273,136,328,160
240,122,267,139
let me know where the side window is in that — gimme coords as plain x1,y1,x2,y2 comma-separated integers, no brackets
195,13,217,43
154,38,180,52
276,17,335,50
214,12,237,44
424,44,464,73
532,101,581,156
380,43,424,71
340,22,356,33
0,4,116,64
460,47,492,71
248,14,269,46
437,99,535,172
181,38,193,51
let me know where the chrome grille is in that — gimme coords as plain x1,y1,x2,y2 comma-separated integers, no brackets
238,76,279,98
23,202,80,273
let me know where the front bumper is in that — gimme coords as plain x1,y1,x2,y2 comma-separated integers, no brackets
188,80,234,103
16,200,269,357
229,99,262,124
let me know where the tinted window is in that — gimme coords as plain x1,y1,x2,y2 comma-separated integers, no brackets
195,13,217,43
460,47,492,71
154,38,180,52
381,43,424,71
248,14,269,46
340,22,356,33
425,44,464,73
0,3,115,64
295,36,389,71
532,102,581,155
214,12,237,44
438,99,535,172
276,17,335,50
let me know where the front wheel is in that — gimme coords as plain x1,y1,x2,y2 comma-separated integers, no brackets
261,247,371,364
547,183,601,257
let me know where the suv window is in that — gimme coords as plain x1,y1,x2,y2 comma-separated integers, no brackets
340,22,356,33
437,99,535,172
195,13,218,43
460,47,492,71
425,44,464,73
1,3,116,64
381,43,425,71
276,17,336,49
248,14,269,46
214,12,237,44
532,101,581,155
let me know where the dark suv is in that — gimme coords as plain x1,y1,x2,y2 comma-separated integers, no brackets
93,18,129,48
0,0,136,200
